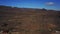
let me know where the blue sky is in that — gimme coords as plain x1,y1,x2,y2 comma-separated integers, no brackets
0,0,60,10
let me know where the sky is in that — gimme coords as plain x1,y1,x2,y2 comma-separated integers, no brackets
0,0,60,10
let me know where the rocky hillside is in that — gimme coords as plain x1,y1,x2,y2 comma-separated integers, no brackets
0,5,60,34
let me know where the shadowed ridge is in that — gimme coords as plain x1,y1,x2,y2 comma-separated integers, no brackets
0,5,12,8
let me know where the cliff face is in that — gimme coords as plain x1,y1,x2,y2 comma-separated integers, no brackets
0,6,60,34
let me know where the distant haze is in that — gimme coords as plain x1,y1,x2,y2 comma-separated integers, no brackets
0,0,60,10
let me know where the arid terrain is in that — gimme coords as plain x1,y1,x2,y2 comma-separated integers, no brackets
0,5,60,34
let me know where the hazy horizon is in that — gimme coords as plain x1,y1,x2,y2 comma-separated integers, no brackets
0,0,60,10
